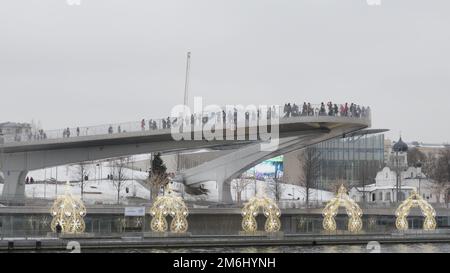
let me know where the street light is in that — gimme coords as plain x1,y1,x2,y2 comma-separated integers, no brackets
0,132,4,193
55,166,58,196
415,161,423,196
0,132,4,169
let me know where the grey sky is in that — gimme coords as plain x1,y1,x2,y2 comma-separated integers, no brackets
0,0,449,143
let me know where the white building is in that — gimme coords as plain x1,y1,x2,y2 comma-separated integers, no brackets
349,166,441,203
349,136,446,203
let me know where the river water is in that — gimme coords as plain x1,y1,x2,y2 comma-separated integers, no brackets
96,243,450,253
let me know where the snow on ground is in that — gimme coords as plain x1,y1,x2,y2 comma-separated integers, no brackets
0,179,150,205
26,164,148,183
181,179,334,204
14,163,152,205
4,162,334,205
232,179,333,203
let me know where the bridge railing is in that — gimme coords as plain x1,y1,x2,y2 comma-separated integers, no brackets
0,103,371,144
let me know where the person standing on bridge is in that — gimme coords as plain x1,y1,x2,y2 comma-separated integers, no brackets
350,103,355,117
141,119,145,131
292,103,299,116
333,104,339,116
66,128,71,138
108,125,113,134
284,103,291,117
361,106,367,117
356,105,362,118
76,127,80,137
318,102,325,116
302,102,307,116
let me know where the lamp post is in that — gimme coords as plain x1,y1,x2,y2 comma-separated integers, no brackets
0,132,4,199
415,161,423,196
395,150,399,202
253,167,257,196
0,132,4,170
55,166,58,196
44,168,47,199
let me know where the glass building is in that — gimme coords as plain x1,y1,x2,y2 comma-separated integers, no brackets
283,130,387,191
315,131,386,190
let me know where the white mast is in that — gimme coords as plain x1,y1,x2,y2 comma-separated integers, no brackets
178,52,191,172
184,52,191,106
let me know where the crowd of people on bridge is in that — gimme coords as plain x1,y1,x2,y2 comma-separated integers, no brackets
26,129,47,141
283,102,370,118
63,127,90,138
8,101,369,143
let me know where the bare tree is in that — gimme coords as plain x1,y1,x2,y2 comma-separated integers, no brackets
111,157,130,204
231,177,254,204
425,149,450,203
72,162,91,200
357,161,379,203
407,147,427,167
262,178,282,201
297,147,321,206
441,148,450,183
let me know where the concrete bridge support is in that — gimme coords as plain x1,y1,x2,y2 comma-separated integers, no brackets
176,123,369,203
1,170,27,202
176,130,335,203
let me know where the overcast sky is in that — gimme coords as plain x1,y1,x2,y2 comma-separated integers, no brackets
0,0,449,143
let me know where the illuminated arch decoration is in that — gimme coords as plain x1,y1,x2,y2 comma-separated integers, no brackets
322,185,363,233
241,187,281,233
50,182,87,234
149,184,189,233
395,189,436,231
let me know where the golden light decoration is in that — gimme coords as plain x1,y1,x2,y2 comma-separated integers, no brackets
50,182,87,234
149,183,189,233
241,186,281,233
322,184,363,233
395,189,436,231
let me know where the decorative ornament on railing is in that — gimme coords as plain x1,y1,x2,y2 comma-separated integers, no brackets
149,183,189,233
395,189,436,231
50,181,87,234
322,185,363,233
241,186,281,233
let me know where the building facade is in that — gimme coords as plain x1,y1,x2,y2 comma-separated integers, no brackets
349,166,440,203
0,122,32,142
283,132,385,191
